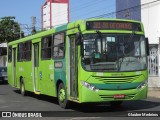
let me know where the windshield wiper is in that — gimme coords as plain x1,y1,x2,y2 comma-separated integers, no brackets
96,30,102,37
118,31,136,71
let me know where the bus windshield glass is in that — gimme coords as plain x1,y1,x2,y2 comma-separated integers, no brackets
82,34,147,72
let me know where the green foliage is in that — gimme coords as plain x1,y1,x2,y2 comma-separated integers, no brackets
0,16,21,43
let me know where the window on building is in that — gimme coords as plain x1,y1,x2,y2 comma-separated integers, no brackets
41,35,52,59
8,46,12,62
52,33,65,58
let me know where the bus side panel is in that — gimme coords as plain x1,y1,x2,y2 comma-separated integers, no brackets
16,62,33,91
54,59,66,92
53,25,68,97
65,36,70,98
7,63,13,86
38,60,55,96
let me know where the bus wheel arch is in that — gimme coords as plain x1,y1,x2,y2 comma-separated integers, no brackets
56,80,69,109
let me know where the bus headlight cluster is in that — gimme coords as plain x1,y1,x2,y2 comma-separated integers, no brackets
81,81,99,92
137,80,148,89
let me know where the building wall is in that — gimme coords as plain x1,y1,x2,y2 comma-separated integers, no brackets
116,0,160,88
141,0,160,44
42,2,51,29
51,3,68,27
116,0,141,21
42,0,69,29
141,0,160,88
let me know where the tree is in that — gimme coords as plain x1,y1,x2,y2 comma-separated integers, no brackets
0,16,21,43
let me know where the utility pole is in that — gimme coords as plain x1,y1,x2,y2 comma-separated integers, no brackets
31,16,36,34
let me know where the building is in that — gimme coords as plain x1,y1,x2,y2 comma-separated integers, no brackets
41,0,69,30
141,0,160,89
116,0,160,89
116,0,141,21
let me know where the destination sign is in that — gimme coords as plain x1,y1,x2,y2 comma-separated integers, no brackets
86,21,142,31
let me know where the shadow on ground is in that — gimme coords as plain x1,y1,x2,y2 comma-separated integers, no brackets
13,89,160,113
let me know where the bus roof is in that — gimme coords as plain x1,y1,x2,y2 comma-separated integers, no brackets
8,18,143,46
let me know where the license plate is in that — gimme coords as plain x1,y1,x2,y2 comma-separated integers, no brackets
114,94,125,99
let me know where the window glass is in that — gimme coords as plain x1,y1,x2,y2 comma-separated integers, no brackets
18,43,24,61
18,41,31,61
8,46,12,62
52,33,65,58
41,35,52,59
24,41,31,61
82,34,147,72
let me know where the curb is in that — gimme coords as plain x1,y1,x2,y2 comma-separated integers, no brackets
148,96,160,99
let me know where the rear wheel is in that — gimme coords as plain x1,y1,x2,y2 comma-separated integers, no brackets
58,83,69,109
20,79,26,96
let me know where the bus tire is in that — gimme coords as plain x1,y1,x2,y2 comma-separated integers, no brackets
110,101,123,107
20,79,26,96
58,83,69,109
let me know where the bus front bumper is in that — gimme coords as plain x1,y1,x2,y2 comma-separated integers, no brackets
80,85,148,103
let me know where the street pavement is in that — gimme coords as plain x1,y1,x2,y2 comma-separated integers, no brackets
0,84,160,120
148,90,160,99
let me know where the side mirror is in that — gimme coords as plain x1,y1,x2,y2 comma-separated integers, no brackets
145,38,149,56
76,32,82,45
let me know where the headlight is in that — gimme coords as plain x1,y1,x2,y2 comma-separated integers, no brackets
81,81,99,92
137,81,148,89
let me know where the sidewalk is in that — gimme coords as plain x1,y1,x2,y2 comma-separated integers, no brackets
148,89,160,99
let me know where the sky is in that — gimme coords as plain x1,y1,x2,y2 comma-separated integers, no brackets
0,0,115,34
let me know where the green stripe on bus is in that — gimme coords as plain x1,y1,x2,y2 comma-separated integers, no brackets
93,82,142,90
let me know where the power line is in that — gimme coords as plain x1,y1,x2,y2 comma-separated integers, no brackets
89,0,160,19
70,3,115,21
40,0,160,30
43,0,107,20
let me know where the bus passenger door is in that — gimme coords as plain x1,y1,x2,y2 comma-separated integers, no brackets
69,35,78,99
12,48,17,87
33,43,40,92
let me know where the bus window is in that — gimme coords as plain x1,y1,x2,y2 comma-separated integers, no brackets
41,35,52,59
18,41,31,61
18,43,24,61
52,33,65,59
24,41,31,61
8,46,12,62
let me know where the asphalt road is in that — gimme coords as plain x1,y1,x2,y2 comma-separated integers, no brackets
0,84,160,120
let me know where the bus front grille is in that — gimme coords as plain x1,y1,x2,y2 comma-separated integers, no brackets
92,75,141,84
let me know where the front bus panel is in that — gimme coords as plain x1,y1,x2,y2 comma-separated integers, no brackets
77,20,148,103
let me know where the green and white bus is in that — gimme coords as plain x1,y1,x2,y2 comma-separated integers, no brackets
8,18,149,108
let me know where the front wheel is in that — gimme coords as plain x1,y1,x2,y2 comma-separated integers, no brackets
58,83,69,109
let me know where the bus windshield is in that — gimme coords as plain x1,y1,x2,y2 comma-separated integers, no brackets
82,33,147,72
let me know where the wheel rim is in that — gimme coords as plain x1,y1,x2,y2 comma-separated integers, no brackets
59,89,65,102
